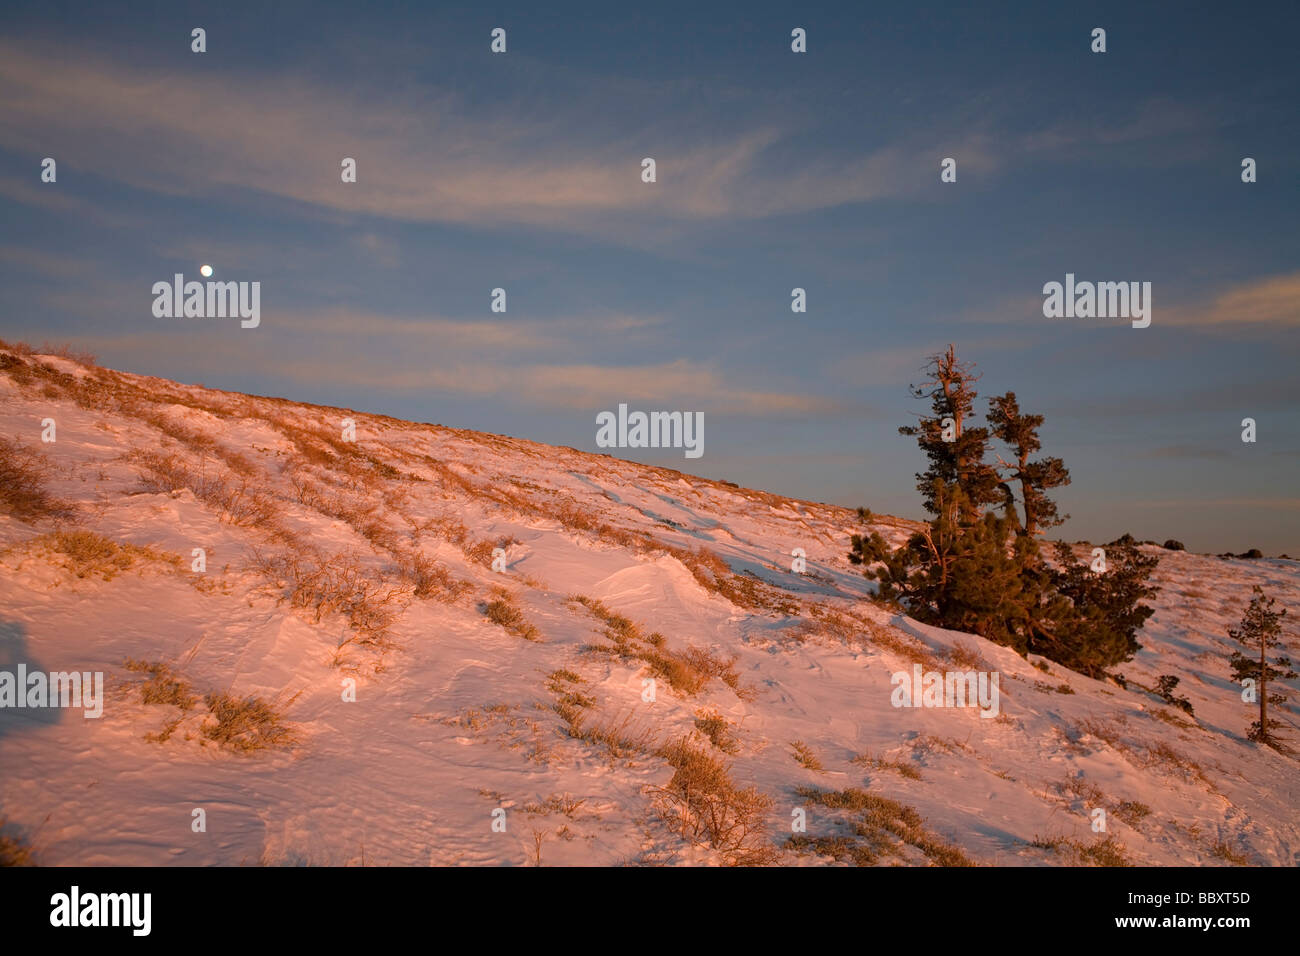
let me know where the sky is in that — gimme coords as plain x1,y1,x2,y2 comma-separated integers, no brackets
1,0,1297,553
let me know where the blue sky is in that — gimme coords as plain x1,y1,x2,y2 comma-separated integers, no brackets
1,1,1297,552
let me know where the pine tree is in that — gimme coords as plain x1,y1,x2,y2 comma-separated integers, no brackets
986,392,1070,537
851,347,1159,680
898,346,1001,524
1228,586,1295,746
1038,542,1158,678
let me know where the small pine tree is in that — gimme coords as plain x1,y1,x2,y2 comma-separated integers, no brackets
1228,586,1295,746
1156,674,1194,715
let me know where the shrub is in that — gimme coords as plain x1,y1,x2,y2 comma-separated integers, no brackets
129,450,277,527
22,530,179,580
251,549,406,650
793,785,971,866
0,436,72,521
397,550,470,601
851,750,922,780
201,692,297,753
483,594,541,642
790,740,824,771
125,659,197,710
694,709,740,754
653,738,776,865
1162,539,1185,551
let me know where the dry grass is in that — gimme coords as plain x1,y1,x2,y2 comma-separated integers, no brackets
791,740,825,771
396,549,471,602
569,595,745,697
250,548,407,652
201,692,297,753
1030,834,1131,866
652,738,776,865
1209,841,1250,865
563,709,656,761
947,638,987,669
1113,800,1153,828
548,669,595,728
483,592,542,642
129,449,277,527
0,435,73,522
1074,717,1212,787
15,530,180,581
792,785,973,867
694,709,740,754
852,750,923,780
124,659,197,710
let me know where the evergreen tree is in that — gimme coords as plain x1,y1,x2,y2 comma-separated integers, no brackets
1038,542,1158,678
851,346,1159,680
1228,586,1295,746
898,346,1001,523
986,391,1071,537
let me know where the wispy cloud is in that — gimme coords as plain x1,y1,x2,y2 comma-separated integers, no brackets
1165,271,1300,328
0,39,999,234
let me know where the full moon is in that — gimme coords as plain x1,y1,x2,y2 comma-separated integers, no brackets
199,264,213,277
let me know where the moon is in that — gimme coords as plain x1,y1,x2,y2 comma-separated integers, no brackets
199,264,213,277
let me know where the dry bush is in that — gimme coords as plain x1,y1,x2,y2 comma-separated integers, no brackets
1030,834,1131,866
852,750,923,780
32,341,97,366
124,659,197,710
569,595,743,698
406,514,469,547
794,786,973,866
129,449,277,527
1113,800,1152,828
1210,841,1249,865
0,436,73,521
948,639,987,669
1057,775,1107,808
791,740,825,771
483,593,542,642
694,709,740,754
464,539,497,567
653,738,776,865
396,550,471,601
201,692,297,753
563,709,656,760
18,530,180,580
250,548,407,650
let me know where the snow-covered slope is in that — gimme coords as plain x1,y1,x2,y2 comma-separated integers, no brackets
1,347,1297,866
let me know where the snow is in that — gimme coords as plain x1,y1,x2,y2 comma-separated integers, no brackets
1,349,1297,865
